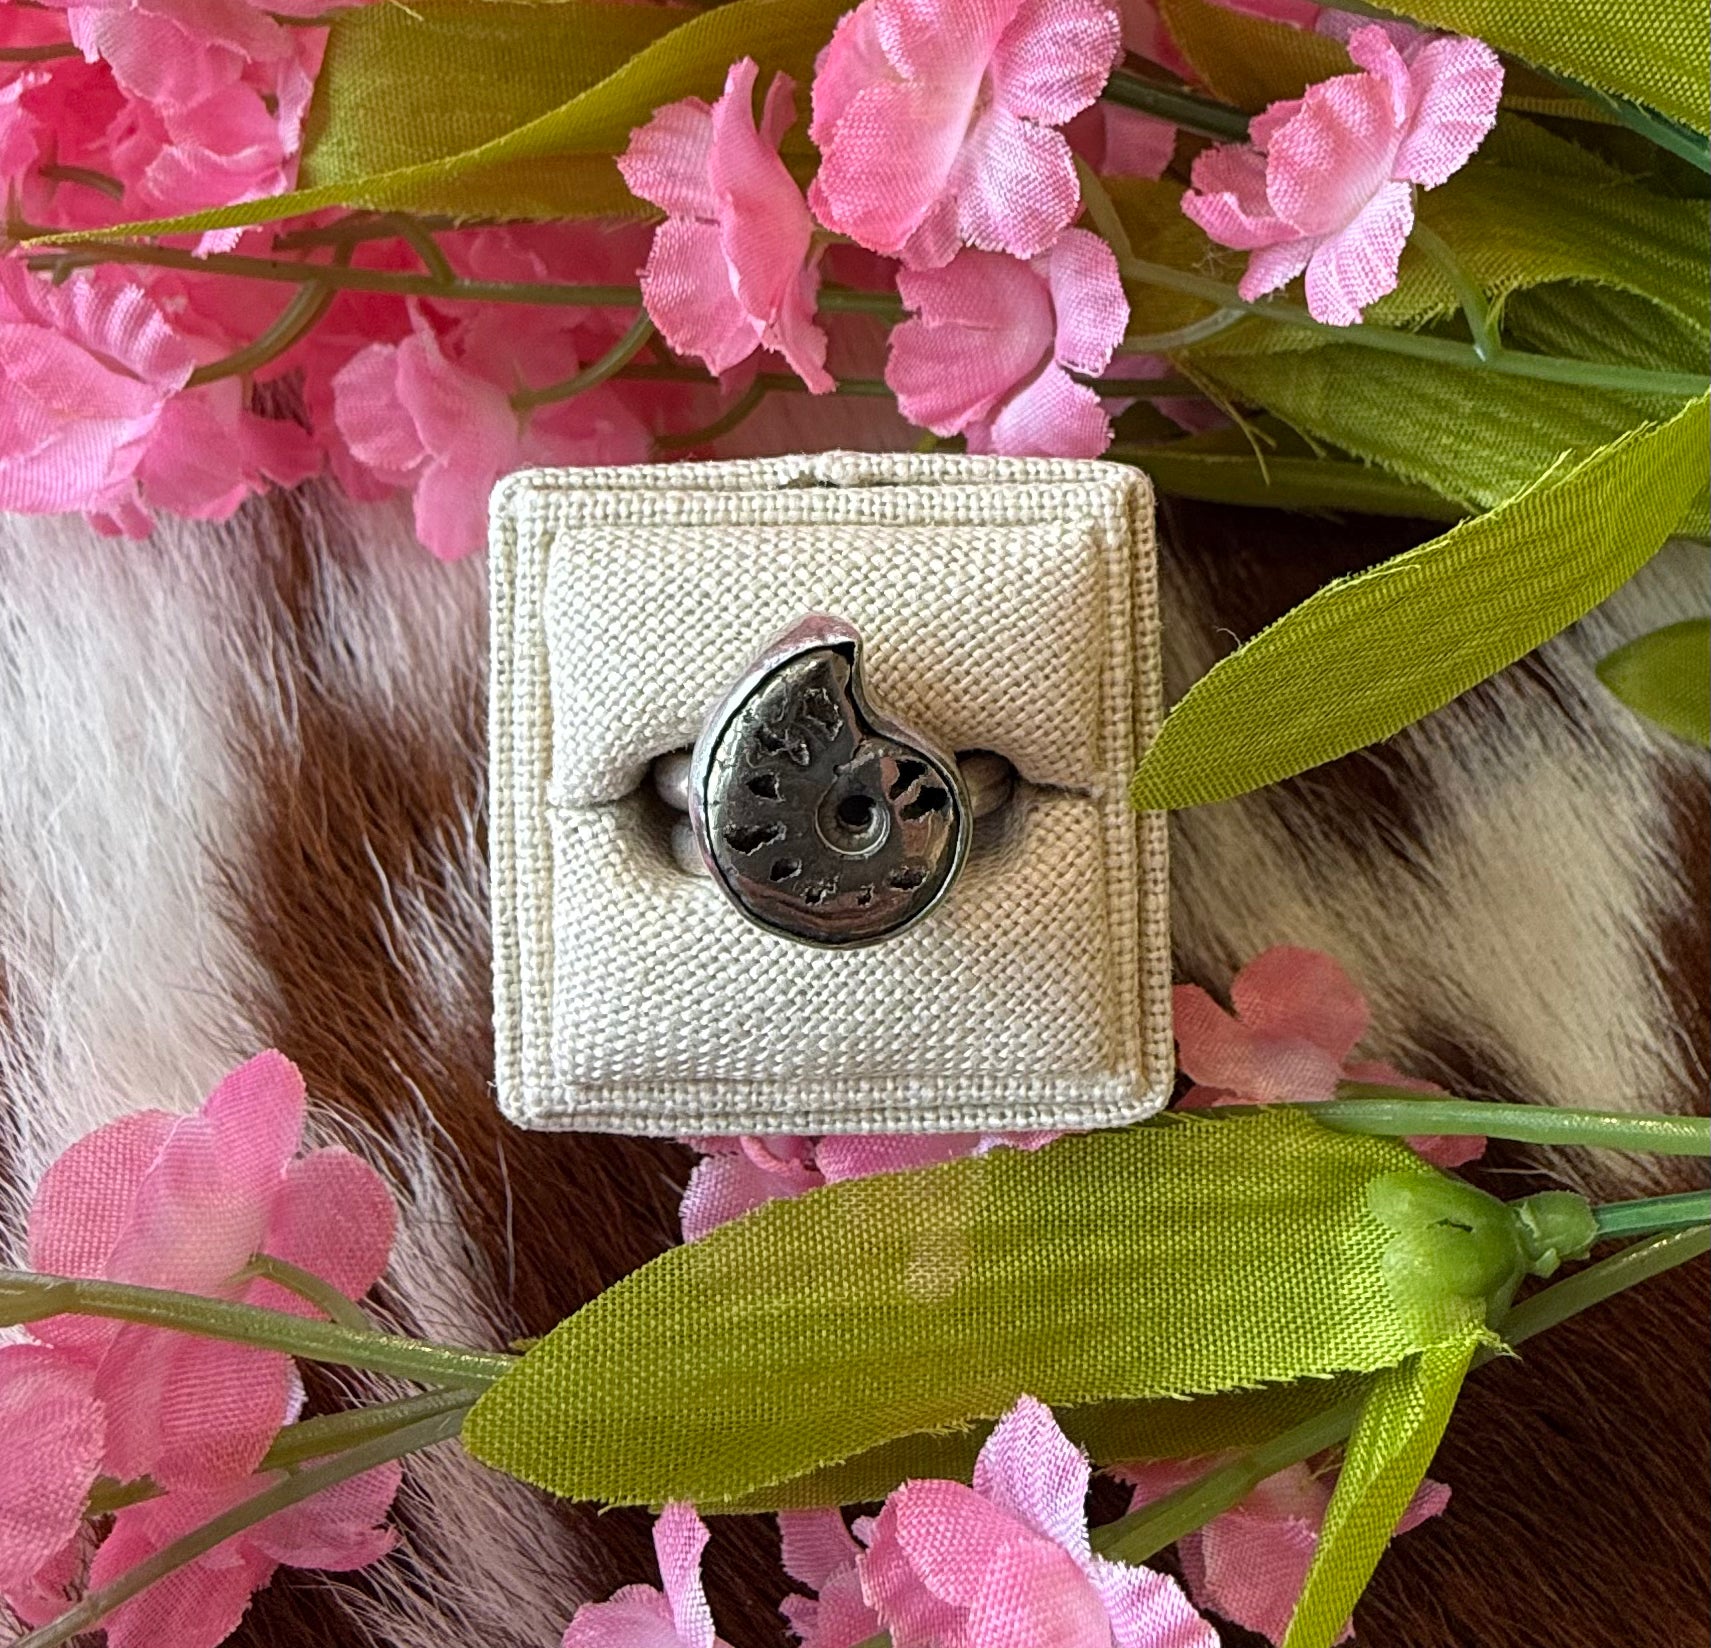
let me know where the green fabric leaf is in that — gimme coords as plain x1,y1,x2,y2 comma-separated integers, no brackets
1283,1336,1479,1648
297,0,683,220
462,1111,1483,1508
1131,393,1709,810
715,1379,1372,1513
1597,618,1711,744
1116,448,1469,522
1188,352,1706,533
1383,0,1709,134
1157,0,1347,111
44,0,847,236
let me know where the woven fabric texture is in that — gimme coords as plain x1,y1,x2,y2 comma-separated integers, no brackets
489,451,1170,1135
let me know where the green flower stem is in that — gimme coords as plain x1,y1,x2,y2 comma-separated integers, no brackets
15,1406,466,1648
1102,68,1252,142
1592,1189,1710,1240
0,1269,515,1388
1498,1224,1709,1341
1118,256,1710,399
1121,307,1248,353
234,1253,371,1332
1307,1090,1711,1156
654,378,771,453
1092,1226,1710,1569
1409,220,1500,361
512,309,655,411
84,1387,474,1516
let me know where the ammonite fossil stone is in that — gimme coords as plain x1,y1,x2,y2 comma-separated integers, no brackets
690,617,970,947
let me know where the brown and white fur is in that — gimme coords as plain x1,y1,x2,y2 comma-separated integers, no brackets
1,485,1705,1648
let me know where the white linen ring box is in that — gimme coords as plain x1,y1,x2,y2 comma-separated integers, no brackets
488,450,1171,1136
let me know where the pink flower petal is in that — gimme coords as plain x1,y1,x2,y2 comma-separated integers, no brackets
888,250,1054,433
861,1482,995,1640
808,1,893,149
27,1108,176,1281
1194,1502,1324,1645
989,0,1123,127
872,0,1009,82
1302,175,1413,324
977,363,1112,458
655,1502,718,1648
1230,947,1369,1063
258,1147,396,1308
1236,235,1317,302
1391,33,1502,187
1397,1476,1451,1533
0,1345,103,1592
640,218,759,375
561,1585,687,1648
779,1508,863,1590
814,1134,984,1181
1182,143,1294,250
617,96,717,220
951,104,1081,260
1088,1555,1219,1648
91,1489,276,1648
680,1150,823,1242
332,342,427,483
809,78,972,259
1263,67,1402,236
1042,227,1127,375
1343,23,1413,124
971,1394,1093,1566
1094,105,1178,179
248,1461,402,1569
1171,981,1345,1103
709,61,831,392
961,1535,1112,1648
95,1328,293,1487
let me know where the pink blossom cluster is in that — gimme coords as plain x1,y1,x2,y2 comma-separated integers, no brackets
561,1394,1449,1648
3,0,1499,556
0,1052,399,1647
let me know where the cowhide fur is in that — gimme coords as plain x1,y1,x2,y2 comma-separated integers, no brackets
1,484,1705,1648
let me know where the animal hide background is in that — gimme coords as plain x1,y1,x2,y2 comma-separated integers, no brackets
1,485,1705,1648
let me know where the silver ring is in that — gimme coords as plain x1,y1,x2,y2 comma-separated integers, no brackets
658,614,1012,949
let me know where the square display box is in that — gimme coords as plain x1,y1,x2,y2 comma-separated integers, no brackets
490,451,1171,1136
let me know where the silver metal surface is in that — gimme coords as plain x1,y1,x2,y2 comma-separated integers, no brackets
675,615,978,948
654,747,1014,820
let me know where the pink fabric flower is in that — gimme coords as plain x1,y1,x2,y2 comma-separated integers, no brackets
86,1462,402,1648
0,1051,395,1623
862,1396,1216,1648
1172,945,1485,1168
885,228,1128,456
808,0,1123,268
332,305,650,559
620,58,832,390
0,259,195,517
680,1130,1061,1242
1065,102,1177,181
0,1345,103,1625
1118,1456,1449,1646
1181,24,1501,323
561,1502,729,1648
778,1509,883,1648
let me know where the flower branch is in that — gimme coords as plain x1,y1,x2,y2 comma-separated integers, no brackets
0,1269,516,1387
14,1406,466,1648
1309,1089,1711,1156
